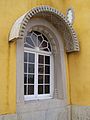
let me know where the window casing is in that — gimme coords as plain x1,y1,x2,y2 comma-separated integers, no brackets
24,31,54,100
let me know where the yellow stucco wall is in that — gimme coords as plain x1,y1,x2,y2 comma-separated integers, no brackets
0,0,90,114
65,0,90,105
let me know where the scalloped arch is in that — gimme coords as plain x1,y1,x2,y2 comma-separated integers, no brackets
9,5,79,52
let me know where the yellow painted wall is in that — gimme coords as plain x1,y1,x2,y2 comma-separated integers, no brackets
65,0,90,105
0,0,90,114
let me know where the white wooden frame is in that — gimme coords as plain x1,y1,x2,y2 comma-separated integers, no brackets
24,46,54,101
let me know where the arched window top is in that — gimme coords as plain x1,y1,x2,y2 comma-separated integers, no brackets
24,31,51,52
9,6,80,52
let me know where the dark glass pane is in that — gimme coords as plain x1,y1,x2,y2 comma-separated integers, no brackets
45,66,50,74
24,85,27,95
45,85,50,94
38,55,44,64
31,33,37,46
43,35,48,42
38,85,43,94
28,74,34,84
24,74,27,84
38,75,43,84
38,36,43,46
34,31,40,35
42,48,49,52
24,63,27,73
38,65,44,74
28,53,35,63
28,64,34,73
28,85,34,95
48,43,51,51
24,52,27,62
41,41,47,48
45,75,50,84
26,37,34,47
45,56,50,64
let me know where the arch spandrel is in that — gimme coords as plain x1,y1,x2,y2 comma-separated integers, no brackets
9,5,79,53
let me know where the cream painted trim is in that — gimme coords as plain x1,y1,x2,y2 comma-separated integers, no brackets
9,5,79,52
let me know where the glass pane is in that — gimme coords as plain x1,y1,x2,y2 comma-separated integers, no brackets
24,63,27,73
38,65,44,74
24,52,27,62
24,43,34,48
38,35,43,46
45,56,50,64
45,66,50,74
24,74,27,84
28,85,34,95
28,74,34,84
38,85,43,94
24,85,27,95
28,53,35,63
31,33,37,46
38,75,43,84
45,75,50,84
40,41,47,48
41,48,49,52
48,43,51,51
45,85,50,94
28,64,34,73
38,55,44,64
34,31,40,35
26,37,34,47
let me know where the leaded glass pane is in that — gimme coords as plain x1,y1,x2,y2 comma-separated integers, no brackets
24,31,51,52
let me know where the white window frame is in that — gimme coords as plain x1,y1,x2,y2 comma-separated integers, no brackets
24,46,54,101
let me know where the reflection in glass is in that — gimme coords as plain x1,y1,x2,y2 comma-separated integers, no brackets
24,74,27,84
24,63,27,73
45,75,50,84
45,66,50,74
38,85,43,94
45,85,50,94
28,74,34,84
38,65,44,74
45,56,50,64
38,55,44,64
28,53,35,63
24,52,27,62
38,75,43,84
28,85,34,95
28,64,34,73
24,85,27,95
26,37,34,47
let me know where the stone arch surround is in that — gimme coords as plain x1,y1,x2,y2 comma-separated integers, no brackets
9,5,79,53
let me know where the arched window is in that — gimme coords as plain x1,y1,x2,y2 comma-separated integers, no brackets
24,30,53,100
9,6,79,119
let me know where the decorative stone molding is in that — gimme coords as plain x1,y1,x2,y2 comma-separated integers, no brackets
9,5,79,52
72,105,90,120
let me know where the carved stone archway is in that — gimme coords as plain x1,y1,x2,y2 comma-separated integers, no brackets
9,5,79,52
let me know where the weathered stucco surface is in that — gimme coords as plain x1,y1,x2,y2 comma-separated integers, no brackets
0,0,90,115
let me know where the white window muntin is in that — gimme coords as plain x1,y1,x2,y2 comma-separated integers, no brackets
24,47,54,101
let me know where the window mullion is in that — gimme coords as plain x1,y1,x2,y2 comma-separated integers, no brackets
34,53,38,98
